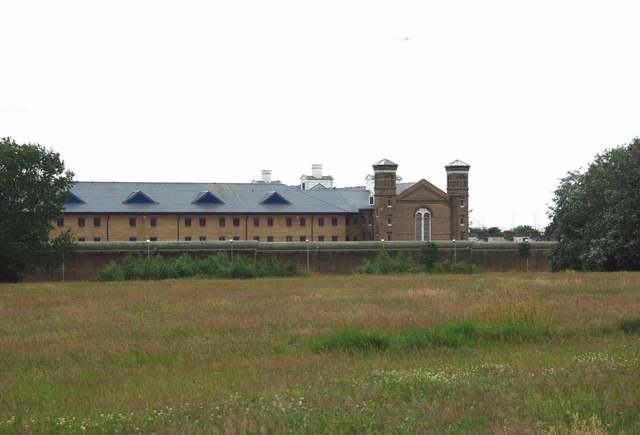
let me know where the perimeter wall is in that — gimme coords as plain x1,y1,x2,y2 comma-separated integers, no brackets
26,241,554,282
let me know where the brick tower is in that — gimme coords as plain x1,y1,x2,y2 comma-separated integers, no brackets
372,159,398,241
445,160,470,241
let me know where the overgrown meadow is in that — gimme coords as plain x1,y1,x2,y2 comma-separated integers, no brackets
1,273,640,433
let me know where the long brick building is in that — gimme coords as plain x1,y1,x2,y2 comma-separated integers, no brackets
51,159,470,243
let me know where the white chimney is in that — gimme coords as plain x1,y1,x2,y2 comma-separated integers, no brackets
261,170,272,183
312,164,323,178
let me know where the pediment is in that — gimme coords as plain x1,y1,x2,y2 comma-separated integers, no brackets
396,179,449,201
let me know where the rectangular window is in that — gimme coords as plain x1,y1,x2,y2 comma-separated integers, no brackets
267,236,274,242
129,217,136,227
199,236,206,241
299,217,306,226
286,236,293,242
184,217,192,227
267,218,273,227
331,236,338,241
219,217,225,227
369,196,374,205
353,236,358,241
93,237,101,242
78,237,85,242
331,217,338,226
93,217,101,227
233,218,240,227
299,236,306,242
233,236,240,241
129,236,137,242
219,236,226,241
318,236,325,242
56,217,64,227
387,217,392,226
318,217,324,226
150,237,157,242
460,216,465,225
286,217,293,227
460,199,465,207
387,197,392,207
253,236,260,241
184,236,192,241
78,217,85,227
253,218,260,227
150,217,157,227
199,217,206,227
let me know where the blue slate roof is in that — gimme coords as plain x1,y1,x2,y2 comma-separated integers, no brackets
63,180,423,215
64,182,370,214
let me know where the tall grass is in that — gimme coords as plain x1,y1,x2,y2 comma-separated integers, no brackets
92,252,304,281
309,319,550,353
2,273,640,433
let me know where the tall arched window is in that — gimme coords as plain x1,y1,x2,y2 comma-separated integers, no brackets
415,208,431,241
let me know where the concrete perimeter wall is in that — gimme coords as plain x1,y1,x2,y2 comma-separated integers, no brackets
26,241,554,282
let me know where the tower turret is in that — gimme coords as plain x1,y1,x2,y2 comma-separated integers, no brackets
373,159,398,241
445,160,470,241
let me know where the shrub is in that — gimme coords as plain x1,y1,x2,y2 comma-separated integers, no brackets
419,242,439,271
92,253,305,281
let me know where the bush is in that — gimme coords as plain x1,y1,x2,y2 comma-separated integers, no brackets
92,253,305,281
355,251,421,274
420,242,439,271
356,250,482,275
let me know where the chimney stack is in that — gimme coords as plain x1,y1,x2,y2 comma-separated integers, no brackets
312,164,323,178
261,170,272,183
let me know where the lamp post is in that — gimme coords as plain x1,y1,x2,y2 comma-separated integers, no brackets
146,239,150,259
453,239,457,263
230,239,234,262
306,239,310,272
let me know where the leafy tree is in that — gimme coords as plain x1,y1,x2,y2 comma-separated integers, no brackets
512,225,535,237
419,242,439,271
547,137,640,271
0,137,75,281
518,241,531,272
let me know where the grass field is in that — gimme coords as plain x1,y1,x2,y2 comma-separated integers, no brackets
1,272,639,433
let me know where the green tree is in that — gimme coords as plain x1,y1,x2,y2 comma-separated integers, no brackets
0,137,75,281
547,137,640,271
512,225,534,237
518,241,531,272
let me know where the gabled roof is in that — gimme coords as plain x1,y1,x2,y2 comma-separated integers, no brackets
396,179,449,201
260,191,290,205
192,191,224,205
123,190,157,204
65,192,85,204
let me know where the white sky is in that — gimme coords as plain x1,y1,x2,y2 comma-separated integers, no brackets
2,0,639,230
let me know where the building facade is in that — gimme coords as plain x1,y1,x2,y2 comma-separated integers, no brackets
51,159,470,243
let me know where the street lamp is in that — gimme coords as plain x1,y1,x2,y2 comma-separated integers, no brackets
146,239,150,259
230,239,234,261
452,239,457,263
305,239,310,272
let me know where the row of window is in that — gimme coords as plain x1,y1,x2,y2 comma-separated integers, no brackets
76,236,354,242
58,216,353,228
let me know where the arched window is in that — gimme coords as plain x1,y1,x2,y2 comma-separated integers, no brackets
415,208,431,241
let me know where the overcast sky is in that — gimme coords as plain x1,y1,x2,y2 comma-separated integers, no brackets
2,0,639,230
